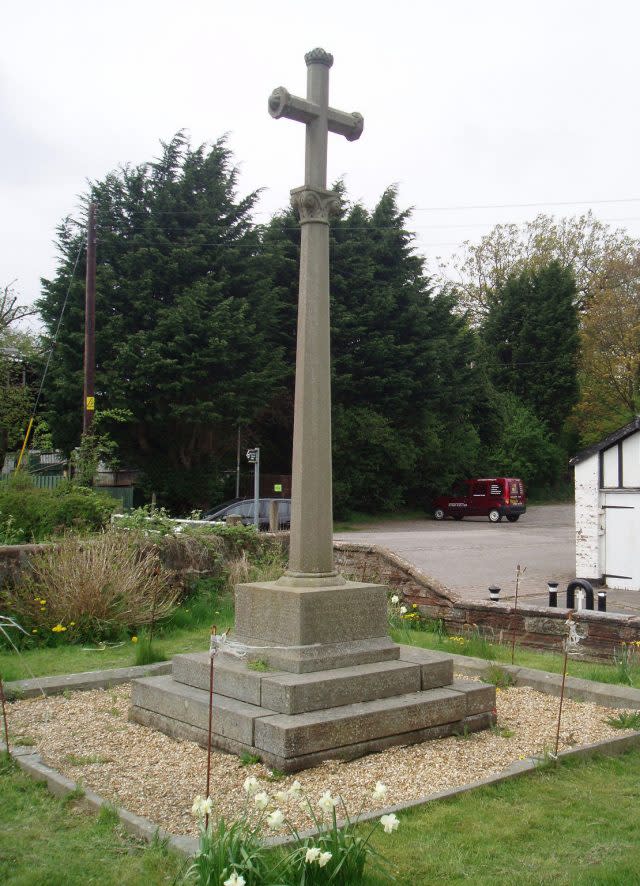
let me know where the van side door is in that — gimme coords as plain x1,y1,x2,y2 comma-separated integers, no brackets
469,480,488,516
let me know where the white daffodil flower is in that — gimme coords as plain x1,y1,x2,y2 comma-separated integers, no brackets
400,606,408,615
191,795,205,817
318,851,332,868
317,791,339,814
380,812,400,833
390,594,399,604
267,809,285,829
223,872,246,886
201,797,213,817
305,847,322,863
254,791,270,809
243,776,259,795
274,790,289,805
372,781,388,801
288,780,303,798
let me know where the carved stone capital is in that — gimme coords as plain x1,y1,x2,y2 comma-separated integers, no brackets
290,187,340,225
304,47,333,68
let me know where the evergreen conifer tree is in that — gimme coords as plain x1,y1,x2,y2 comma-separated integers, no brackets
483,260,579,435
38,134,286,509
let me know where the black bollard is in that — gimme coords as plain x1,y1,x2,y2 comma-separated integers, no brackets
598,591,607,612
548,581,558,607
489,585,501,602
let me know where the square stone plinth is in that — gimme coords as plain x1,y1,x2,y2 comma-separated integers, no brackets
233,579,398,673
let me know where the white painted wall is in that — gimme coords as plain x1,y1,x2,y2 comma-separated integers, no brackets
575,456,601,579
575,428,640,590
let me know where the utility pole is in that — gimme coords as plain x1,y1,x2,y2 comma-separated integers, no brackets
235,426,241,498
83,202,96,434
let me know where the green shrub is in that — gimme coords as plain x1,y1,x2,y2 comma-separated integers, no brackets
0,475,115,542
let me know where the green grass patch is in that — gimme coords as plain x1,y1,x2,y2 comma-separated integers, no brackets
247,659,270,672
64,752,112,766
132,630,167,667
391,626,640,689
363,749,640,885
0,755,184,885
606,710,640,730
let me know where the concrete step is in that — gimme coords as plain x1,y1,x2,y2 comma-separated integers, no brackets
172,648,455,714
131,704,493,773
131,673,495,759
253,687,468,757
130,675,266,746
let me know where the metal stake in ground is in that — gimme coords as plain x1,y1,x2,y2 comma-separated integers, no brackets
205,625,217,830
0,676,10,755
511,563,525,665
554,610,580,758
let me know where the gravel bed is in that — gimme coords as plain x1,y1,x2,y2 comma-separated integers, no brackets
7,679,633,837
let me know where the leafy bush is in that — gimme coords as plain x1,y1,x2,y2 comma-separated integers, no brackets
1,529,179,643
0,474,115,542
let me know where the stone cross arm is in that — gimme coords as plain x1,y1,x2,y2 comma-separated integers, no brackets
268,86,364,142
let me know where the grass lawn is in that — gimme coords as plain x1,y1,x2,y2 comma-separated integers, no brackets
0,755,184,885
3,747,640,884
390,624,640,688
365,749,640,885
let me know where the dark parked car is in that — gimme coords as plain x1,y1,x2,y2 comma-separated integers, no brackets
432,478,526,523
201,498,291,530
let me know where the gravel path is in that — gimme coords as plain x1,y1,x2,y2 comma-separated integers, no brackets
7,680,633,837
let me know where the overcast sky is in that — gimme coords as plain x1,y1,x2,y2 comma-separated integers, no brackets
3,0,640,314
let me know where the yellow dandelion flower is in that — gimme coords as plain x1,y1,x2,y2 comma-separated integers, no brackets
32,629,38,634
131,636,138,643
51,624,67,633
70,621,76,626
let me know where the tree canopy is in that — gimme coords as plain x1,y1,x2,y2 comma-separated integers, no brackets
36,132,637,513
482,260,579,436
38,134,286,509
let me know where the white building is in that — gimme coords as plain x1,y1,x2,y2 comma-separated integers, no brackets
570,417,640,591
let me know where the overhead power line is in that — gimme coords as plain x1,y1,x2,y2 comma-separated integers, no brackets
92,196,640,218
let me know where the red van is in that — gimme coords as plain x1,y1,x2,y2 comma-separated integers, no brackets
432,478,526,523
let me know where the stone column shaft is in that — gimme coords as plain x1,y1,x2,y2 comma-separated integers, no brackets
287,190,336,577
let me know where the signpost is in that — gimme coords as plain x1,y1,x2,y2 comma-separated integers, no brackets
246,447,260,528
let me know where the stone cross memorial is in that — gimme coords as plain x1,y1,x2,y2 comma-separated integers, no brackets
268,47,363,582
129,49,496,772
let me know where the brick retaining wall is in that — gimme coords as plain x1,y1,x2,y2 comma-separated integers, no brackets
334,541,640,662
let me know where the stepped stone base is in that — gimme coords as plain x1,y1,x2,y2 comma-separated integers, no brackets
129,645,496,772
